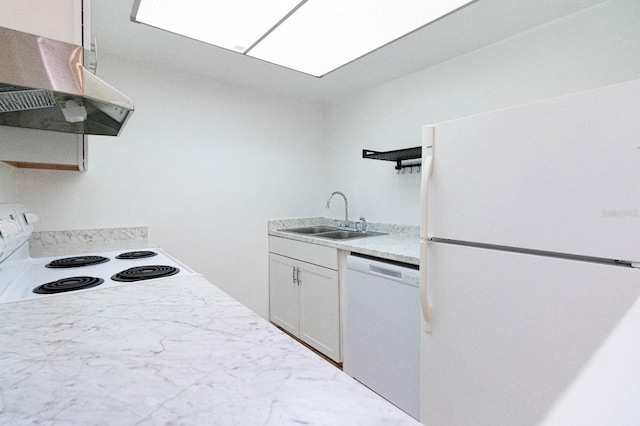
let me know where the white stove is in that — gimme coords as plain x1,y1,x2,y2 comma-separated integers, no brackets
0,203,196,304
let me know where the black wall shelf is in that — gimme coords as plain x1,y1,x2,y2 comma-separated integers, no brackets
362,146,422,171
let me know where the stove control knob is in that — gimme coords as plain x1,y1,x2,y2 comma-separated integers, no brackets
0,220,20,238
23,212,40,225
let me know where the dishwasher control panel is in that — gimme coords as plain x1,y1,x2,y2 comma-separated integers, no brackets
347,254,419,287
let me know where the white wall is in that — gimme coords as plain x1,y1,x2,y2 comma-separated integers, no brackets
11,0,640,318
323,0,640,226
16,53,326,318
0,162,17,202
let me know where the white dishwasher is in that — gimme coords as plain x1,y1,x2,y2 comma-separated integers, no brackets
344,254,420,420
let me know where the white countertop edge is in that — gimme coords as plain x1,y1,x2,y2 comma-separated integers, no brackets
268,228,420,266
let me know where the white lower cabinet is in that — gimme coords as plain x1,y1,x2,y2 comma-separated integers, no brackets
269,236,341,362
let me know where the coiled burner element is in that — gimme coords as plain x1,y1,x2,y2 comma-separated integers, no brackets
33,276,104,294
115,250,158,260
111,265,179,282
45,256,110,268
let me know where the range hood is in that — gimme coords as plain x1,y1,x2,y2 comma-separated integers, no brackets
0,26,134,136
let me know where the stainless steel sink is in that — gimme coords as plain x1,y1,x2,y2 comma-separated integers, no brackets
315,230,386,240
280,226,339,234
279,226,386,240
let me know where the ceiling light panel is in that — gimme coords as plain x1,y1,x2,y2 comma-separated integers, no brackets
247,0,474,76
132,0,474,77
132,0,303,53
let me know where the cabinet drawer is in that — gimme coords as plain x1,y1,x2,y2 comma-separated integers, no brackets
269,236,338,270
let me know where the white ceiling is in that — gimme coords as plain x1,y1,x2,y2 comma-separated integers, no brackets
92,0,608,105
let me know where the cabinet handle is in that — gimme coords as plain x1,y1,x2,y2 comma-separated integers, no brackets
296,267,301,285
292,266,297,284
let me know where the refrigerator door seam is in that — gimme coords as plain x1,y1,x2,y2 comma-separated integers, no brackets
431,237,638,268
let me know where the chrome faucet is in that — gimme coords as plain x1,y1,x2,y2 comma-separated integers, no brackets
326,191,349,228
358,216,368,232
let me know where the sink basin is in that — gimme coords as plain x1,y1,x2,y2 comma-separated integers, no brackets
280,226,339,234
279,226,386,240
315,230,387,240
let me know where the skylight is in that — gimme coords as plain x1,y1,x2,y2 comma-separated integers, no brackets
131,0,474,77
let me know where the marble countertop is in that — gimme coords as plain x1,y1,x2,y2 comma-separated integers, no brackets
268,218,420,266
0,275,420,425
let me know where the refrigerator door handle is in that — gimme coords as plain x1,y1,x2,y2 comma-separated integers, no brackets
420,125,435,332
420,125,434,239
420,240,433,333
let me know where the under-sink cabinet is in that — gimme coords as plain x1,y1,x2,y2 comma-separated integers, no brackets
268,236,341,362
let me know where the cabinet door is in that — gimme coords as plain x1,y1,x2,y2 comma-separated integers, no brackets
269,253,299,336
0,0,77,43
299,262,340,362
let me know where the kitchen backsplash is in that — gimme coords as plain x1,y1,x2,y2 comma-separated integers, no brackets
29,227,148,257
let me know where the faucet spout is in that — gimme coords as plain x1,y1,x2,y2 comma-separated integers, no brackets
326,191,349,227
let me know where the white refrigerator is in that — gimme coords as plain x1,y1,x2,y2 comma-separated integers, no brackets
419,79,640,425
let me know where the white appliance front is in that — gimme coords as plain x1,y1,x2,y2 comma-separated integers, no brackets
421,243,640,425
0,203,197,305
0,246,195,304
424,79,640,262
344,255,420,419
419,79,640,425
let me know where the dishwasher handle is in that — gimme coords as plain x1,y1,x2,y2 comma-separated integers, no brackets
347,255,419,287
369,264,403,279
